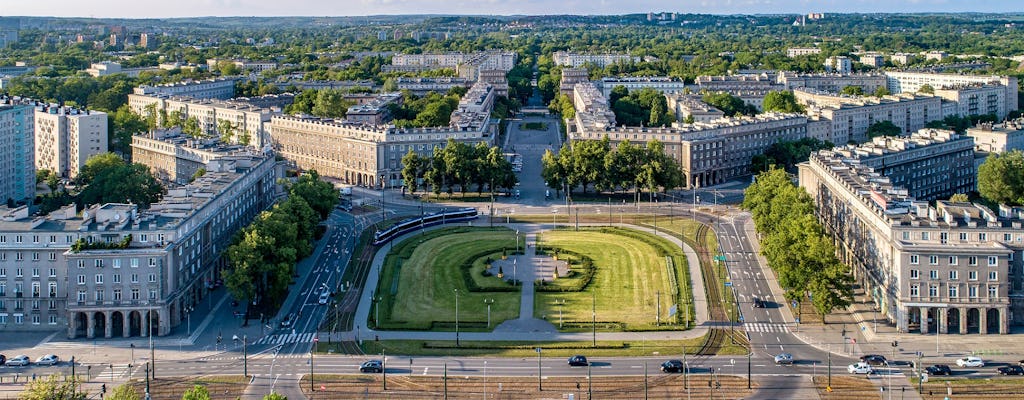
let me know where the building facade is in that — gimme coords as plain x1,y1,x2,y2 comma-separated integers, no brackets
128,94,277,151
799,132,1021,334
131,128,257,185
966,119,1024,154
551,51,641,68
0,96,35,203
133,78,237,100
884,72,1018,117
596,77,687,98
34,105,108,179
795,89,943,144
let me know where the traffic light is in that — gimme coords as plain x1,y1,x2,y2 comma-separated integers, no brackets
892,341,898,347
101,384,106,394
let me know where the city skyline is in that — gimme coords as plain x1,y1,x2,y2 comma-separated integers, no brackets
5,0,1024,19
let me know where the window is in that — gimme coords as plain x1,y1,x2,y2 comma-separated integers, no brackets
940,232,948,244
31,283,39,297
929,255,938,265
989,271,998,281
929,270,938,280
112,259,121,269
48,253,56,261
112,274,121,284
910,284,919,297
960,232,968,241
980,233,988,242
969,256,978,266
48,315,57,325
14,315,22,324
15,253,22,261
149,289,157,300
1005,233,1013,242
49,268,56,277
131,274,138,283
148,274,156,283
31,315,39,325
910,269,919,279
989,286,998,297
949,256,958,265
910,255,920,264
969,270,978,281
77,291,86,303
31,252,39,261
949,270,959,280
48,300,55,310
95,274,103,284
0,268,4,277
48,283,56,297
0,283,5,296
31,268,38,277
902,231,910,240
922,232,930,240
15,268,22,277
113,289,121,301
140,234,148,242
988,256,998,266
94,290,103,301
77,260,84,268
148,258,156,267
131,288,139,300
77,275,85,285
131,258,139,268
929,285,939,297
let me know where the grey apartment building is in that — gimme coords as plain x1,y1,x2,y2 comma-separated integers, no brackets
799,130,1022,334
0,153,281,338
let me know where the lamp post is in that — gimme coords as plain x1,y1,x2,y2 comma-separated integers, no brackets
536,347,542,391
186,307,192,336
454,289,460,347
556,299,566,329
484,298,495,328
243,335,248,378
551,208,557,229
380,175,386,225
515,230,520,256
592,290,597,347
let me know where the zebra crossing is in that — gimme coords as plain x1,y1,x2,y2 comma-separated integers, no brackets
251,332,317,346
742,322,790,333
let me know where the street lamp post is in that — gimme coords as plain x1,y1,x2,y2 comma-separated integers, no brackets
454,289,460,347
592,290,597,347
484,299,495,328
536,347,542,391
551,209,557,229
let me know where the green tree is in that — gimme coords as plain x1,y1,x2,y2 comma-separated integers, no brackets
36,169,60,191
401,150,426,193
217,119,237,143
262,394,287,400
78,152,126,185
873,86,891,97
978,150,1024,206
110,105,148,155
79,163,165,208
216,60,241,76
286,170,339,219
107,384,141,400
918,84,935,94
762,90,805,113
866,120,902,138
19,374,85,400
181,385,211,400
182,116,202,138
949,193,970,202
840,85,864,96
702,91,752,117
541,148,565,197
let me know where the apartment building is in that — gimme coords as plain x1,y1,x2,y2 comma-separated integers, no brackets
665,94,724,123
798,131,1021,334
551,51,641,68
824,56,853,75
795,89,943,144
131,128,257,185
966,119,1024,153
395,77,471,95
933,84,1010,119
891,53,917,65
693,74,785,111
0,153,280,337
860,53,886,68
132,78,237,100
345,93,402,126
128,94,278,150
559,68,591,97
34,105,108,179
206,59,277,73
884,72,1018,117
270,82,496,187
596,77,687,98
786,47,822,57
0,96,35,203
778,72,888,94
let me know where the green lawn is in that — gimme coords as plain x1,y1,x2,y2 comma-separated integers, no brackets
374,227,521,331
355,336,751,357
534,228,690,331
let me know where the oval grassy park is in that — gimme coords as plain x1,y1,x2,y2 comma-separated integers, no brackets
371,225,693,333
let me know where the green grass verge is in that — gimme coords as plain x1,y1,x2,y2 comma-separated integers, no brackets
533,227,691,331
347,335,749,357
373,227,521,331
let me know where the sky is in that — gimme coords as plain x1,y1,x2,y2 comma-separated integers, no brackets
6,0,1024,19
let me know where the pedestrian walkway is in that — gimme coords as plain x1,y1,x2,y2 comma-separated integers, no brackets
743,322,791,333
252,332,318,346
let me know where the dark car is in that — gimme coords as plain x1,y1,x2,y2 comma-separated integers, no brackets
660,360,685,373
279,313,296,328
753,297,765,308
568,355,589,367
998,365,1024,375
359,360,383,373
0,354,5,366
860,355,888,366
1018,359,1024,367
925,365,952,375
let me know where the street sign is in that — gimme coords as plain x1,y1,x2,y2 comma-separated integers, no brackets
714,255,726,261
724,282,732,287
668,304,678,317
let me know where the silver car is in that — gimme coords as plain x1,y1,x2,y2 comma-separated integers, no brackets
6,355,30,366
774,353,794,364
35,354,59,366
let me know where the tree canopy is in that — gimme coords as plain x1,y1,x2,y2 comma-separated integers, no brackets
701,91,757,117
402,139,517,197
762,90,805,113
541,136,683,196
978,150,1024,206
866,120,903,138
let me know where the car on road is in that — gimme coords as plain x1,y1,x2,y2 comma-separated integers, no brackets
925,365,952,375
279,313,297,328
660,360,685,373
35,355,59,366
1018,359,1024,367
847,362,873,374
318,291,331,305
956,356,984,368
0,354,5,365
997,365,1024,375
753,297,765,308
359,360,383,373
774,353,794,365
860,355,888,366
568,355,589,366
6,355,30,366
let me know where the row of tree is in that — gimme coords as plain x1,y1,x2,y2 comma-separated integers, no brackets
224,170,338,319
741,168,853,322
401,139,518,196
20,374,288,400
540,136,683,196
978,149,1024,206
750,137,834,174
36,153,165,215
608,86,674,127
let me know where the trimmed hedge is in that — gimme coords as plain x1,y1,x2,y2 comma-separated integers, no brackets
534,249,596,292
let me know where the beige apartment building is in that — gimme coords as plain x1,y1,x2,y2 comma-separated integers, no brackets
799,130,1021,334
795,89,943,144
128,94,277,151
131,128,257,185
34,105,108,179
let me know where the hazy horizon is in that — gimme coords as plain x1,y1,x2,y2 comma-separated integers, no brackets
6,0,1024,20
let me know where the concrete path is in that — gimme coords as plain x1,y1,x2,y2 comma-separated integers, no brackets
492,230,559,333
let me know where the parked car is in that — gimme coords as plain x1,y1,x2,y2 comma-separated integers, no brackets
925,365,952,376
6,355,30,366
279,313,297,328
774,353,794,365
1018,359,1024,367
0,354,5,366
359,360,383,373
568,355,589,366
35,355,59,366
847,362,874,374
660,360,685,373
860,355,888,366
997,365,1024,375
956,357,984,368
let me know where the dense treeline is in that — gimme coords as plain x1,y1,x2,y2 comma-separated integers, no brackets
401,139,518,197
35,153,164,214
224,170,338,320
750,138,834,174
608,86,674,127
742,168,853,321
540,136,684,196
978,149,1024,206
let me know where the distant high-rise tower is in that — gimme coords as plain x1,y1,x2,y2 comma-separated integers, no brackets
0,97,36,203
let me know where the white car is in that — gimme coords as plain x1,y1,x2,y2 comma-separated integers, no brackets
956,356,984,368
318,291,331,305
6,355,30,366
35,354,60,366
847,362,873,374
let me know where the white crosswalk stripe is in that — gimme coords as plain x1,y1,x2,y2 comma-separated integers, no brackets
742,322,790,333
252,332,316,346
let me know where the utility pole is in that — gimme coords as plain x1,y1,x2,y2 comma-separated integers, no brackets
827,351,832,389
592,290,597,347
382,348,387,390
747,352,752,389
536,347,542,391
243,335,248,378
454,289,460,347
145,363,151,400
644,362,648,400
656,291,661,326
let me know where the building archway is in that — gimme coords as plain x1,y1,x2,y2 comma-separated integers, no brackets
907,307,921,333
987,308,1001,334
92,311,106,338
926,307,937,333
74,312,88,338
129,311,142,337
148,310,160,336
111,311,125,338
967,308,981,334
946,308,961,334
